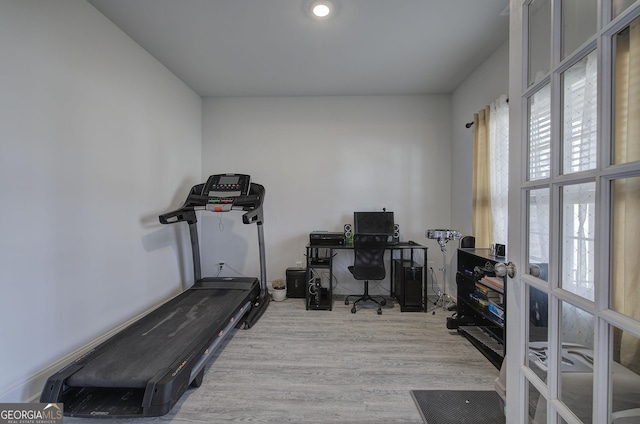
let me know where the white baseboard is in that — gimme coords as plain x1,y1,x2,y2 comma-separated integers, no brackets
0,306,160,403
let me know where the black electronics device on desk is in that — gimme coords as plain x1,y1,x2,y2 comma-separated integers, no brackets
309,231,345,246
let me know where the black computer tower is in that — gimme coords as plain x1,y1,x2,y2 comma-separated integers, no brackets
286,267,307,298
393,259,423,312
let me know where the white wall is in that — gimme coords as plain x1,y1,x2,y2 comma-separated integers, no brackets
0,0,202,401
202,96,451,295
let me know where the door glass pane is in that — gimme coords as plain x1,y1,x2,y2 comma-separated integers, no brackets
528,188,550,275
561,183,595,301
529,286,549,343
560,301,594,424
562,50,598,174
612,177,640,317
562,0,597,59
610,324,640,421
529,85,552,181
528,285,549,382
528,381,546,423
528,0,551,86
613,17,640,165
613,0,636,19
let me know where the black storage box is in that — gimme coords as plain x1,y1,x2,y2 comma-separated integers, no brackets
286,267,307,298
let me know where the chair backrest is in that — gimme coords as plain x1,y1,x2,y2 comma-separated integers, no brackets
351,233,387,281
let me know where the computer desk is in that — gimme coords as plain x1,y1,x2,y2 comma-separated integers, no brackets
305,240,428,311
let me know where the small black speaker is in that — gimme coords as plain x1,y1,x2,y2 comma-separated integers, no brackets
460,236,475,248
392,224,400,243
286,267,307,298
344,223,353,245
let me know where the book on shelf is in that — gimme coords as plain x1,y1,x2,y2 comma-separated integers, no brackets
480,276,504,293
488,302,505,325
474,282,489,294
473,289,500,303
475,282,501,297
469,293,491,308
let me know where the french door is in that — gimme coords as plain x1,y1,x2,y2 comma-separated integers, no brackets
506,1,640,423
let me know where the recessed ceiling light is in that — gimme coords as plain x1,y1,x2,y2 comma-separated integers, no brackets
310,1,333,18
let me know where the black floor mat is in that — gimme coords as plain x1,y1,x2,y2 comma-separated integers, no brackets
411,390,505,424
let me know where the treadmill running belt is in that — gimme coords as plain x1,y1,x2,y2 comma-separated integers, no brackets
68,287,249,388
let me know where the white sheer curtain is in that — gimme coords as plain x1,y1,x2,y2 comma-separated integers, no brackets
563,51,598,173
489,95,509,246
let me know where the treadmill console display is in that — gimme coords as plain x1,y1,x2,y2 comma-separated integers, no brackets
203,174,251,198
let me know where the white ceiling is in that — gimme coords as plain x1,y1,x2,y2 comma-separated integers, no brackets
86,0,510,97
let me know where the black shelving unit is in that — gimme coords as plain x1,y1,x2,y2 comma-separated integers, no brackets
454,248,506,369
305,246,333,310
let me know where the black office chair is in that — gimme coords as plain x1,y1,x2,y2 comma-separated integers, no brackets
344,233,388,314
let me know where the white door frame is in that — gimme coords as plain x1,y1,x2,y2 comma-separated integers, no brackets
506,1,640,423
506,2,526,422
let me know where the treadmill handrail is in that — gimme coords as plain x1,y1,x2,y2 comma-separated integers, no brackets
158,183,265,226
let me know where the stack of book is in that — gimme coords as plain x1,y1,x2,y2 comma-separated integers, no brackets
470,281,500,306
480,276,504,293
469,279,505,326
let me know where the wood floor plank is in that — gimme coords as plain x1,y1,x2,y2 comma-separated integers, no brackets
66,297,499,423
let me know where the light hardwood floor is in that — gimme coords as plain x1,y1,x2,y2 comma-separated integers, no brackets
68,296,499,423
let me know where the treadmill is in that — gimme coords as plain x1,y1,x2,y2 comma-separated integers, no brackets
40,173,270,418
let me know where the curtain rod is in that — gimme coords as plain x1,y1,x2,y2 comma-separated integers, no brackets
464,97,509,128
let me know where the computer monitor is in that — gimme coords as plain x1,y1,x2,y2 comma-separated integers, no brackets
353,211,394,236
